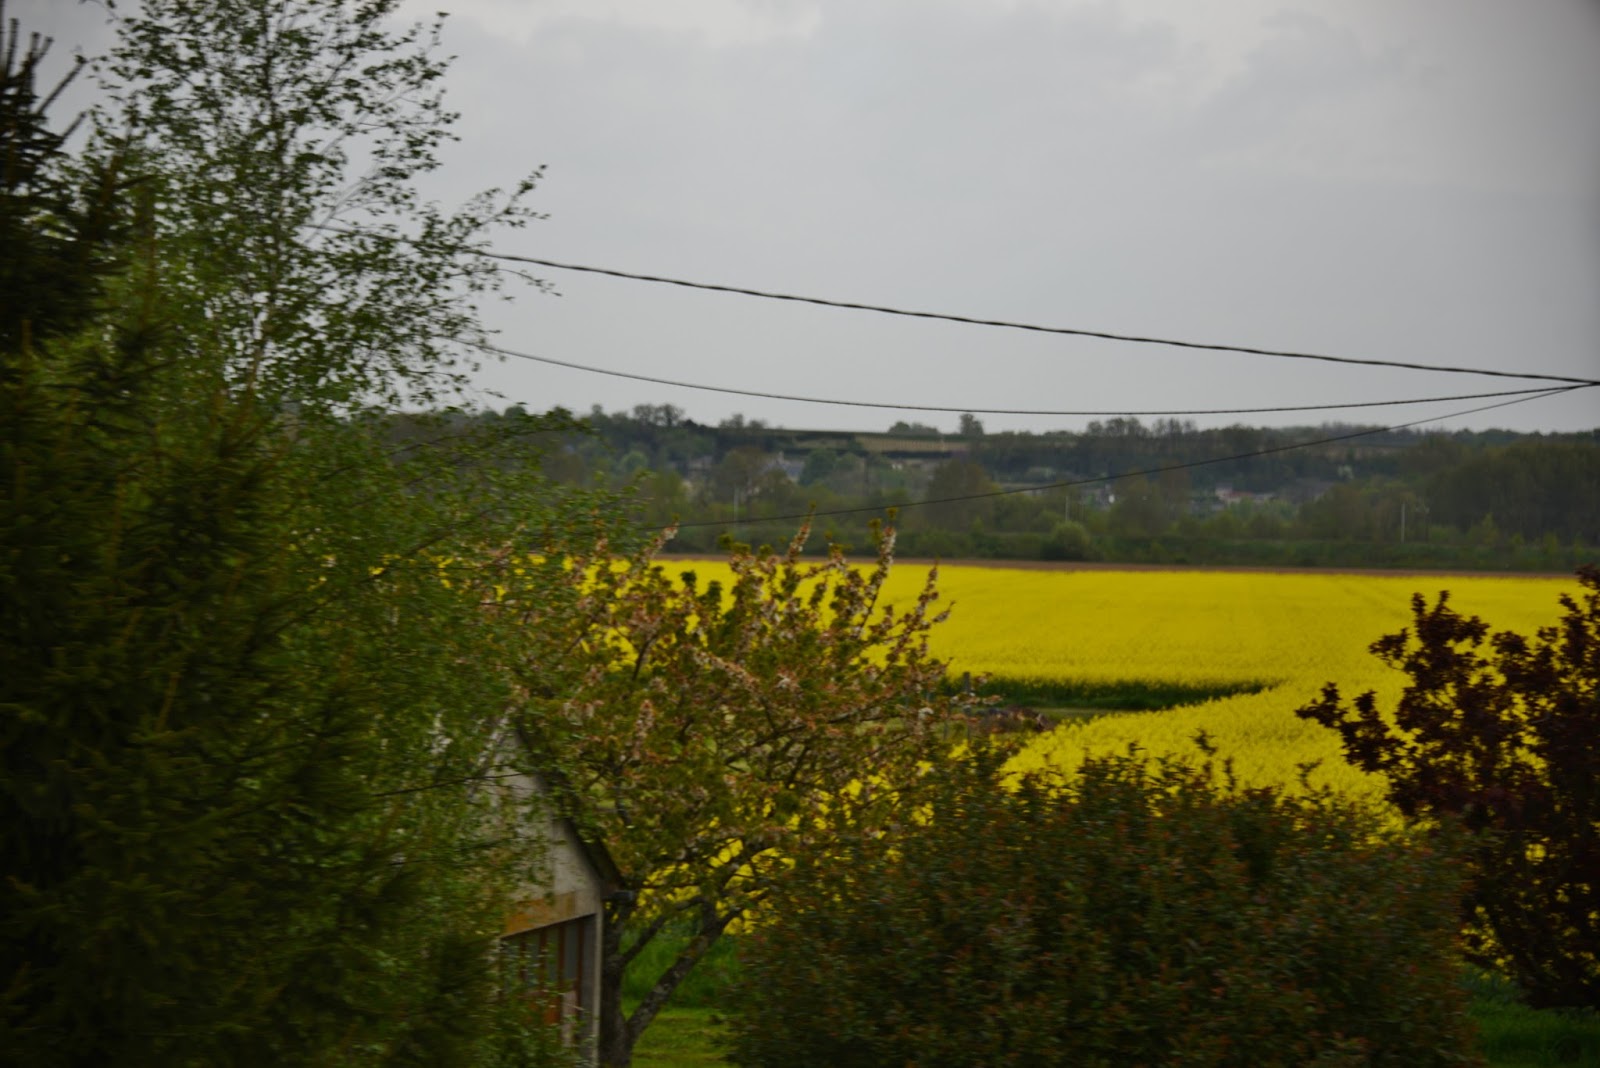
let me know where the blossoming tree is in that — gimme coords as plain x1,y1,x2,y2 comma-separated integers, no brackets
494,519,978,1068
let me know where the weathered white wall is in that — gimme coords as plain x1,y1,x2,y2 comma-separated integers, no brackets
502,771,606,1059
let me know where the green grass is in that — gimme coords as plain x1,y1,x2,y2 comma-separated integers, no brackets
1466,970,1600,1067
620,927,742,1015
630,1006,727,1067
629,997,1600,1068
619,929,739,1066
621,952,1600,1067
945,675,1275,712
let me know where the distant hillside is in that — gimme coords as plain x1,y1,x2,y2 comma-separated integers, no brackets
461,405,1600,571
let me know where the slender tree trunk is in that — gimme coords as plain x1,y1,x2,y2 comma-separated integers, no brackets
626,916,728,1046
597,906,732,1068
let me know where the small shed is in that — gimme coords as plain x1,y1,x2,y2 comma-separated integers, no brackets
500,769,622,1059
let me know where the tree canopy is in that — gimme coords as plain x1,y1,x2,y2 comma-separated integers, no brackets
498,523,980,1067
1,2,611,1062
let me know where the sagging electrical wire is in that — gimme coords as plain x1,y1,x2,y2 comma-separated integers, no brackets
311,225,1600,388
471,339,1569,418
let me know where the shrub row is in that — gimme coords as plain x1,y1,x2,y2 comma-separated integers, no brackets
728,745,1481,1067
667,524,1592,572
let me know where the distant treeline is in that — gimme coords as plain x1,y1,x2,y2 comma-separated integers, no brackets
429,404,1600,570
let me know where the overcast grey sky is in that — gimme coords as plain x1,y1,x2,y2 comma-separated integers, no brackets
28,0,1600,434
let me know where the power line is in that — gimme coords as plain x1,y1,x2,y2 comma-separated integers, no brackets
313,225,1600,387
471,339,1568,418
666,385,1592,530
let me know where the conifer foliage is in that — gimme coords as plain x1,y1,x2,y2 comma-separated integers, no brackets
1,3,591,1063
0,2,123,351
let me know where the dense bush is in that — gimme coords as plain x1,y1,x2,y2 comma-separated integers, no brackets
1298,567,1600,1010
1040,520,1093,561
728,745,1480,1068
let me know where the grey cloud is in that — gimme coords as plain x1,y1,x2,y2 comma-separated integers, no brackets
13,0,1600,431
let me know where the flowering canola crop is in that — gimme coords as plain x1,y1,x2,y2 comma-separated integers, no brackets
668,556,1577,799
905,565,1578,798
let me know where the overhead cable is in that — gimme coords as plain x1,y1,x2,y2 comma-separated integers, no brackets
471,340,1567,418
666,385,1592,530
313,225,1600,387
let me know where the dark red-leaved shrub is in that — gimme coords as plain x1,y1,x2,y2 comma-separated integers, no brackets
1298,566,1600,1010
728,746,1478,1068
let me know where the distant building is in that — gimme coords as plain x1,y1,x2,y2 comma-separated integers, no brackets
1213,484,1276,506
500,767,623,1062
770,451,805,483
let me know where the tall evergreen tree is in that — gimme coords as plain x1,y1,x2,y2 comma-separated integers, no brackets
0,4,124,350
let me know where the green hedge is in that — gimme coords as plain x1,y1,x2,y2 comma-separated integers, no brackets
665,524,1591,572
728,745,1481,1067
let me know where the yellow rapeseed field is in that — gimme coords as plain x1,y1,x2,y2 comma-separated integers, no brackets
901,563,1579,798
665,554,1579,800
